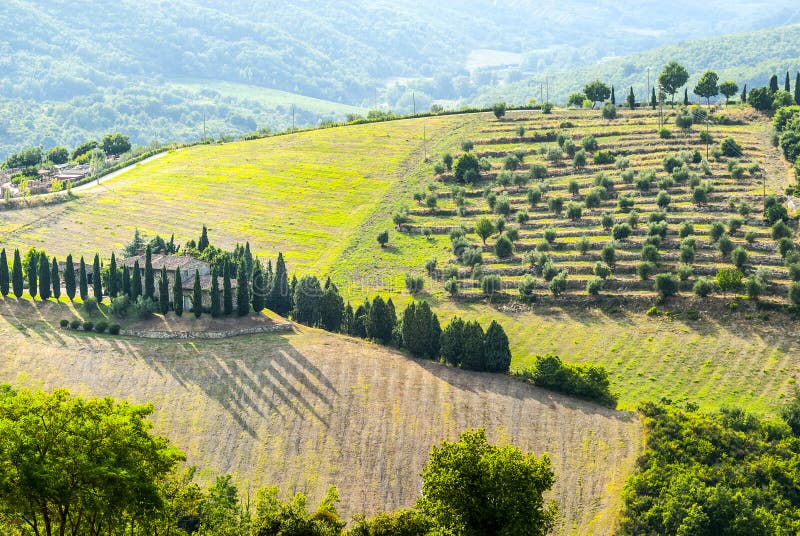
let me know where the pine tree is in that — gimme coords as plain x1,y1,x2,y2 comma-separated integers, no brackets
131,260,142,300
198,225,209,252
293,275,322,325
64,254,76,300
192,269,203,318
440,317,466,366
92,253,102,300
223,260,233,315
144,246,154,299
108,252,118,298
122,264,131,297
651,87,657,109
158,266,169,315
795,73,800,105
319,283,344,332
610,85,615,104
367,296,393,345
267,252,291,315
12,249,23,298
28,252,38,299
683,88,689,105
38,253,51,301
626,87,636,109
236,261,249,316
386,298,397,341
251,262,265,312
173,269,183,316
770,74,779,93
51,257,61,300
483,320,512,373
786,71,791,92
0,249,8,297
741,83,747,103
461,321,486,371
210,268,221,318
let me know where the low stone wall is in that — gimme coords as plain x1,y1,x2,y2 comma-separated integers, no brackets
120,322,293,340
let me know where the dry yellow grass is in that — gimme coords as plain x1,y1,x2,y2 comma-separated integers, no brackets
0,298,641,535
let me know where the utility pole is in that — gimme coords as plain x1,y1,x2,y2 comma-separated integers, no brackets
412,92,416,115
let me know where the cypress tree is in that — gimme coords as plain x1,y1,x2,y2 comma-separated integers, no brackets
131,260,142,300
108,252,118,298
267,252,290,315
366,296,392,344
92,253,102,300
627,86,636,109
401,302,417,351
741,83,747,103
386,298,397,331
786,71,791,92
795,73,800,105
683,88,689,105
223,260,233,315
319,284,344,332
461,321,486,371
210,268,221,318
651,87,657,109
173,269,183,316
402,301,439,358
79,257,88,301
429,311,441,359
352,303,368,338
28,252,38,299
236,261,249,316
51,257,61,300
158,266,169,314
440,316,466,366
198,225,209,252
343,302,354,335
293,275,322,325
770,74,779,93
0,249,8,297
610,85,615,104
289,274,297,312
38,253,51,300
251,262,266,313
144,246,154,299
484,320,512,373
64,254,76,300
122,264,131,297
192,269,202,318
12,249,23,298
244,242,253,279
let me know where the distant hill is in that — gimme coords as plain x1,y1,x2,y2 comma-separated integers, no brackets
472,25,800,106
1,0,798,157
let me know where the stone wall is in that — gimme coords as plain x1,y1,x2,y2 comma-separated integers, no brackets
120,322,293,340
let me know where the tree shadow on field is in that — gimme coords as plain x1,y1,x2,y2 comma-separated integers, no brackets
130,333,337,438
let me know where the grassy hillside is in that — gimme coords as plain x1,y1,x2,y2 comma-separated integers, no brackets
0,298,642,535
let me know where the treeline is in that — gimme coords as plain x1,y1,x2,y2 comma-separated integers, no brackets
618,397,800,534
0,386,556,536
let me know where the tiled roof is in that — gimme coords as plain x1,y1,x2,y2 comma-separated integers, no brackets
121,254,208,272
182,273,237,291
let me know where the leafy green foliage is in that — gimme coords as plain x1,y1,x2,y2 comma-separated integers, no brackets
517,354,616,407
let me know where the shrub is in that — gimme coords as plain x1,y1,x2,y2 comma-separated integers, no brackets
716,267,743,294
405,274,424,294
131,296,156,319
517,354,616,407
601,212,614,230
676,264,693,281
577,235,591,254
658,127,672,139
727,217,743,235
481,275,502,297
718,234,734,258
584,190,601,209
527,186,542,206
94,320,108,333
602,102,617,120
460,140,474,152
547,197,564,215
771,221,792,240
641,244,659,263
656,190,671,209
82,297,98,311
494,235,513,258
581,135,598,151
546,147,563,162
627,210,639,228
494,195,511,216
745,230,757,243
616,157,630,170
663,155,683,173
612,223,631,240
720,137,742,157
541,261,559,281
572,150,587,168
503,154,520,171
601,243,616,265
654,273,679,298
587,276,604,296
82,321,95,332
512,172,528,187
518,275,537,299
541,102,554,114
593,262,612,279
731,246,748,270
710,221,726,242
562,139,577,157
593,151,616,165
109,324,121,335
646,306,661,316
59,319,69,328
69,320,81,330
515,210,530,224
621,169,635,183
530,164,548,180
693,277,716,297
548,271,568,296
637,261,656,280
566,202,583,221
679,221,694,238
617,195,634,212
672,165,689,183
679,243,695,264
658,175,676,190
543,227,557,244
788,263,800,282
635,175,652,192
648,221,667,239
692,186,709,205
377,230,389,247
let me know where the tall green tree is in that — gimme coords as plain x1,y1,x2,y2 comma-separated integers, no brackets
483,321,512,373
770,74,779,93
12,250,23,298
610,85,616,104
719,80,739,104
198,224,210,252
158,266,169,314
92,253,102,300
693,70,719,106
122,264,131,297
658,61,689,106
319,282,344,332
267,252,291,315
131,260,142,300
210,268,221,318
583,80,611,108
173,268,183,316
418,429,557,536
192,269,203,318
626,86,636,109
293,275,322,326
651,87,657,109
683,87,689,105
236,261,249,316
108,252,118,298
440,317,466,366
741,83,747,102
251,262,266,313
222,260,233,315
27,252,38,299
144,246,154,299
795,73,800,105
402,301,440,359
0,249,8,297
366,295,393,344
785,71,791,92
461,321,485,371
51,257,61,300
38,253,51,300
64,254,76,300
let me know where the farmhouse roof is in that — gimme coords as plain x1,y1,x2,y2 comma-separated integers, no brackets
183,273,237,291
121,253,208,272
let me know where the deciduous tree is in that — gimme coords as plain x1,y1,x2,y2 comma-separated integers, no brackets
658,61,689,106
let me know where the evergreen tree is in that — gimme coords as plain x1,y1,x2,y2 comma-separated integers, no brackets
352,303,368,338
0,249,8,297
192,269,202,318
770,74,779,93
131,260,142,300
610,85,615,104
440,317,466,366
651,87,657,109
222,260,233,315
786,71,791,92
143,246,154,299
108,252,118,298
158,266,169,315
79,257,88,301
198,225,209,252
683,88,689,105
796,73,800,105
741,83,747,103
28,252,38,299
122,264,131,298
343,302,354,335
319,283,344,332
210,268,221,318
267,252,291,315
92,254,102,300
401,302,418,353
173,269,183,316
366,296,393,344
12,249,23,298
244,242,253,279
402,301,440,358
51,258,61,301
236,261,249,316
293,275,322,325
429,311,442,358
289,274,297,311
461,321,486,371
251,262,266,312
64,254,76,300
38,253,51,301
483,320,512,373
626,87,636,109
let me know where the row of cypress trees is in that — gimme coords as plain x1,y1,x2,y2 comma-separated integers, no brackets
0,248,98,302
